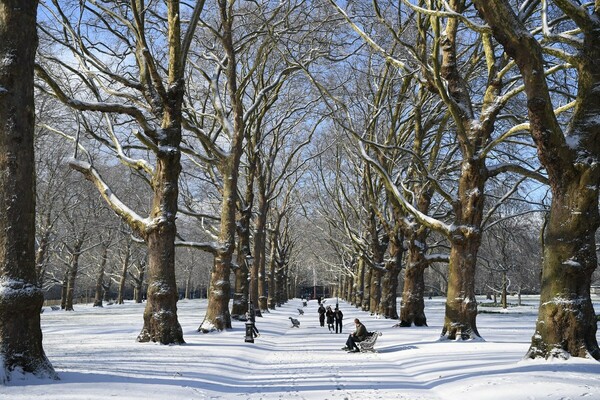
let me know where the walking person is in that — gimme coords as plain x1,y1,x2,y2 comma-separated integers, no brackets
326,306,335,332
334,307,343,334
318,303,326,327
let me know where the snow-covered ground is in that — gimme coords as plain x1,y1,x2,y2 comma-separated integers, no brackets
3,296,600,400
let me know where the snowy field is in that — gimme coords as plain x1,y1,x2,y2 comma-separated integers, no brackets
3,296,600,400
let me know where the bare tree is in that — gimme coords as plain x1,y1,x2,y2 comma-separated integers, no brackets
36,0,207,344
474,0,600,360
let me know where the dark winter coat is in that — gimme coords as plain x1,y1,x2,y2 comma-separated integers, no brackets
353,322,368,341
334,309,343,322
326,309,334,325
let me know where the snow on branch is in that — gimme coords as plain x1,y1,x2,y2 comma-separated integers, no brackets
174,240,221,254
424,253,450,264
359,143,452,237
68,158,148,236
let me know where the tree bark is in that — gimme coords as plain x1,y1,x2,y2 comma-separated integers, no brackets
117,243,130,305
441,159,485,340
93,245,109,307
0,0,56,382
267,227,278,309
379,237,402,319
254,175,269,312
65,240,84,311
354,256,365,307
132,260,145,304
400,227,429,326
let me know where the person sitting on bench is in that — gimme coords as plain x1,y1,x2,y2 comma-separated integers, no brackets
342,318,367,352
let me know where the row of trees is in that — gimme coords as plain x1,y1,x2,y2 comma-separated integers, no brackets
312,0,599,360
1,0,600,384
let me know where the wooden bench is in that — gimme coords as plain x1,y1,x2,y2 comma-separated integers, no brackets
357,331,382,352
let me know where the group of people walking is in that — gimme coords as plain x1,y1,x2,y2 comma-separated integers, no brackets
317,303,343,333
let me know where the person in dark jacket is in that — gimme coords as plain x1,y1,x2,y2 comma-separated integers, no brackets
326,306,335,332
334,307,343,334
318,304,326,327
342,318,367,352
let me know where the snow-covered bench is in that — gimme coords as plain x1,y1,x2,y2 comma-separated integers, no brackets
289,317,300,328
357,331,382,353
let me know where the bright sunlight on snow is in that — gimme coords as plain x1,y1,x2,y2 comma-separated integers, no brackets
3,296,600,400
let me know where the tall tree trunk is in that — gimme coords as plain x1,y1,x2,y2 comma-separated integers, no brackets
60,270,68,310
354,256,365,307
184,267,192,300
35,228,51,287
135,0,187,345
65,239,84,311
93,246,108,307
133,261,145,304
362,263,371,312
201,0,246,331
254,178,269,312
267,227,278,309
117,244,130,305
232,143,256,318
400,233,429,326
441,159,484,340
275,259,286,307
0,0,56,381
369,267,382,314
379,237,402,319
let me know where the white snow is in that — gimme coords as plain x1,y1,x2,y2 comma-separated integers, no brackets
2,296,600,399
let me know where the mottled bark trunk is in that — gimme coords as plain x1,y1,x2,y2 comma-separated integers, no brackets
254,186,268,312
267,228,277,310
133,262,145,304
0,0,56,381
232,161,254,318
117,246,130,305
231,252,249,318
345,274,354,303
138,221,183,343
379,239,401,319
369,267,382,314
354,256,365,307
527,182,600,359
400,235,429,326
136,96,184,344
275,260,286,306
103,281,112,303
362,263,371,311
35,229,51,287
60,270,68,310
441,159,484,340
93,246,108,307
136,0,185,345
65,240,83,311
